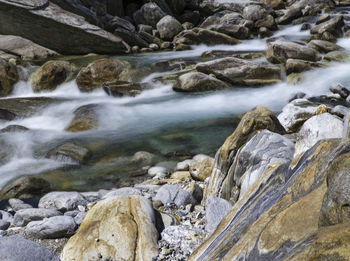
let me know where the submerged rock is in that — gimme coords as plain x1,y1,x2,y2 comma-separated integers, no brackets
103,81,149,97
31,60,78,92
65,104,100,132
61,196,159,261
46,142,91,164
173,72,230,92
196,57,281,86
76,58,131,92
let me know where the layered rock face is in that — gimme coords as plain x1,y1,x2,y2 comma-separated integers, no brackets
0,0,129,55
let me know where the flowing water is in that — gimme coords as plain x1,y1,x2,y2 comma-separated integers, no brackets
0,22,350,191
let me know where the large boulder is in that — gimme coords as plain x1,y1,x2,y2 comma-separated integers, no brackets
173,72,230,92
196,57,281,86
189,139,350,260
0,35,58,60
140,2,166,27
76,58,130,92
0,57,19,97
285,58,325,74
157,15,183,40
31,61,78,92
0,176,50,200
307,39,344,53
174,28,240,46
266,40,321,64
0,0,129,55
61,196,159,261
0,235,60,261
311,15,344,39
205,106,286,201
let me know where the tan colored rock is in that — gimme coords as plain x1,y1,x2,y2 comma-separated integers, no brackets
65,104,100,132
61,195,158,261
76,58,131,92
170,171,192,181
31,61,78,92
315,104,328,115
0,57,18,97
189,158,214,181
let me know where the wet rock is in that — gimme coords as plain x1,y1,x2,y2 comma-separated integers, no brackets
196,57,281,86
76,58,130,92
266,40,321,64
330,83,350,99
307,39,343,53
157,15,183,40
26,215,76,239
39,191,87,212
205,196,232,233
0,34,58,61
31,61,78,92
131,151,157,166
331,105,349,118
13,208,62,227
46,142,91,165
61,196,158,261
0,57,19,97
0,220,10,230
311,15,344,39
189,157,214,181
173,72,230,92
278,98,319,133
103,81,148,97
0,176,50,200
174,28,240,46
102,187,142,199
0,125,29,133
276,7,302,25
205,106,286,200
0,0,129,55
140,2,166,27
285,58,325,74
65,104,100,132
324,50,350,62
295,113,344,155
154,184,197,207
0,235,60,261
243,5,267,21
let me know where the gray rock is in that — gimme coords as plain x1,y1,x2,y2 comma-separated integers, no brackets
233,130,294,199
13,208,62,227
0,235,60,261
154,184,196,207
295,113,344,155
331,105,349,118
102,187,142,199
80,191,100,202
196,57,281,86
8,198,33,211
278,98,319,133
0,0,129,55
25,216,76,239
39,192,87,212
307,40,343,53
311,15,344,38
131,151,157,166
330,83,350,99
205,196,232,233
173,72,230,92
276,7,302,25
157,15,183,40
0,210,13,224
193,154,211,161
0,219,10,230
243,5,267,21
141,2,166,27
176,159,194,171
73,211,85,225
148,166,168,177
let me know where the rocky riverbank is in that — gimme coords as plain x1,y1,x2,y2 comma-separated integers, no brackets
1,0,350,260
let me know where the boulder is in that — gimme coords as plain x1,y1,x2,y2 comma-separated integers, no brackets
31,61,78,92
39,191,88,212
173,72,230,92
307,39,344,53
243,5,267,21
174,28,240,46
13,208,62,227
0,176,50,200
205,106,286,200
295,113,344,156
0,235,60,261
189,139,350,261
154,184,197,207
276,7,302,25
285,58,325,74
76,58,130,92
157,15,183,40
311,15,344,39
0,35,58,60
278,98,319,133
0,220,10,230
196,57,281,86
61,196,159,261
25,215,76,239
0,0,129,55
205,196,232,233
189,157,214,181
140,2,166,27
46,142,91,165
65,104,100,132
266,40,321,64
324,50,350,62
0,57,19,97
